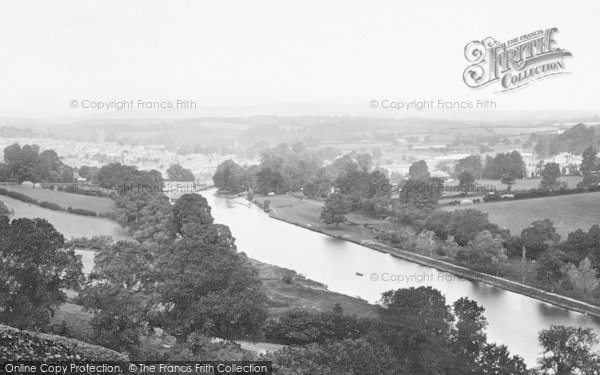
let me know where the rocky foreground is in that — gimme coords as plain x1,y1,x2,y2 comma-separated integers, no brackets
0,324,127,362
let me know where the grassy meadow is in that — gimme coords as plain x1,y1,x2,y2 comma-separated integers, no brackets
0,184,115,214
443,191,600,237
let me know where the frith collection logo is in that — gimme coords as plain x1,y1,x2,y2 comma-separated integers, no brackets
463,28,572,92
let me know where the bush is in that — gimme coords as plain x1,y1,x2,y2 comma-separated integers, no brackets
375,227,417,249
67,207,97,216
3,190,37,203
263,308,373,345
38,201,63,211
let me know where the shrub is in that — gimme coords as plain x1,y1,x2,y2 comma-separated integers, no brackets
263,308,372,345
38,201,63,211
67,207,97,216
4,190,37,203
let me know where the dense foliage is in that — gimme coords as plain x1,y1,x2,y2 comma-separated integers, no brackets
2,143,74,183
0,217,83,329
79,192,268,354
166,163,195,181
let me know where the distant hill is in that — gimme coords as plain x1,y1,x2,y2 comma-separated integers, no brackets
532,123,600,157
0,324,128,361
0,126,34,137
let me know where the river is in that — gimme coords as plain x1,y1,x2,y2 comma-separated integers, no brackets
3,189,599,365
203,189,600,366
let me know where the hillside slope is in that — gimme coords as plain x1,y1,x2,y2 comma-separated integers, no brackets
0,324,128,361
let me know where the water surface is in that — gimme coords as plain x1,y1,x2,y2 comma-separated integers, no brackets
204,190,600,365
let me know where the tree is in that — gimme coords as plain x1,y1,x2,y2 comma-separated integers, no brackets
408,160,430,180
583,225,600,269
335,170,371,200
172,193,214,235
320,193,351,226
458,171,475,190
0,163,9,180
482,151,526,180
477,343,529,375
94,163,163,192
4,143,38,182
156,235,267,342
457,230,508,274
558,226,600,267
540,162,562,190
263,308,370,345
536,249,567,291
425,209,508,246
167,164,195,182
453,297,487,355
581,146,599,175
133,194,176,245
415,230,435,256
379,287,454,375
538,326,600,375
303,168,333,199
328,154,358,178
454,155,482,180
451,298,513,374
3,143,75,183
521,219,561,259
78,241,155,354
395,177,442,225
566,257,599,297
78,165,91,179
0,217,83,329
281,153,320,192
501,173,516,192
213,159,249,193
256,166,285,194
114,190,155,230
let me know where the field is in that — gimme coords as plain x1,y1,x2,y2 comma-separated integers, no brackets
0,195,129,240
445,176,583,191
259,188,599,240
0,184,115,214
443,191,600,237
253,194,383,243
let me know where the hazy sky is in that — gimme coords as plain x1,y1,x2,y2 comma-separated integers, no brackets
0,0,598,118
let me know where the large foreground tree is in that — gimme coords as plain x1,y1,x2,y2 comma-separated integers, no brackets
0,217,83,329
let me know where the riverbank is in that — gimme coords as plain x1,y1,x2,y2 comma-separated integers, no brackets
53,254,378,356
253,194,600,319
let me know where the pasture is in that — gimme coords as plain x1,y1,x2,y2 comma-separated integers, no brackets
443,191,600,238
0,195,129,240
445,176,583,191
0,184,115,214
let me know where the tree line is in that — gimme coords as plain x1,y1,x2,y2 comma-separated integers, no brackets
2,156,600,373
0,143,74,183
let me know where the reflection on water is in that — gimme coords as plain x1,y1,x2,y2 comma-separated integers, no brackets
204,190,600,366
